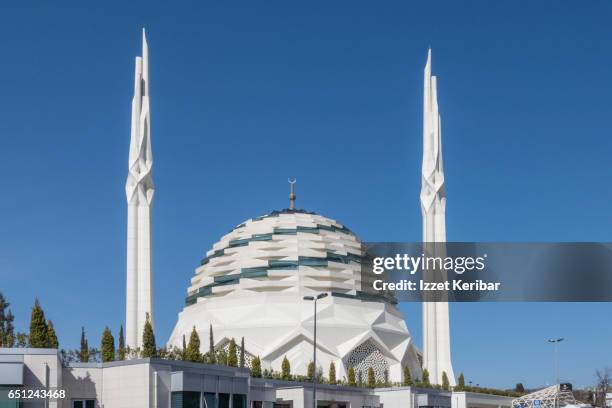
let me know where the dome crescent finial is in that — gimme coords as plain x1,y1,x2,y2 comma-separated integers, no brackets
288,178,297,210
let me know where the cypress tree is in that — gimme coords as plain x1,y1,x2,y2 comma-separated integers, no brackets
403,366,413,386
0,293,7,345
384,369,389,386
216,350,228,365
251,356,262,378
208,324,216,364
182,334,187,360
357,371,363,387
281,356,291,380
0,293,14,347
367,367,376,388
141,313,157,358
457,373,465,391
101,327,115,362
329,362,336,384
4,310,15,347
79,327,89,362
239,337,245,368
29,299,49,348
422,368,430,386
441,371,450,390
348,366,356,386
46,320,59,349
118,325,126,360
307,361,315,381
227,338,238,367
185,326,201,362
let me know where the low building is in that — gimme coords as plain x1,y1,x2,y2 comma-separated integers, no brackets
1,348,513,408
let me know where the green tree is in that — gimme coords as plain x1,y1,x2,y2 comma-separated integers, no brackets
239,337,245,368
4,310,15,347
281,356,291,380
216,350,228,365
29,299,49,348
46,320,59,349
441,371,450,390
228,338,238,367
251,356,262,378
307,361,315,381
79,327,89,362
118,325,126,360
100,327,115,362
403,366,413,386
422,368,430,386
457,373,465,391
0,293,15,347
182,335,187,360
348,366,356,386
141,313,157,358
384,369,390,386
367,367,376,388
185,326,201,362
16,332,28,348
329,362,336,384
208,324,216,364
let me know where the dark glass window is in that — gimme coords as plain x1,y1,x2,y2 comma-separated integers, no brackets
218,393,230,408
172,392,201,408
73,402,83,408
85,400,95,408
232,394,246,408
204,393,216,408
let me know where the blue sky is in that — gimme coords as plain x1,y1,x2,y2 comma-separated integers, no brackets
1,1,611,389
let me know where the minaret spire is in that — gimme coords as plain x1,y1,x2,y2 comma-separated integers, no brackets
125,29,154,351
420,49,455,385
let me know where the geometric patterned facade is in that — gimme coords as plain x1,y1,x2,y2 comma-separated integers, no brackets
168,209,422,382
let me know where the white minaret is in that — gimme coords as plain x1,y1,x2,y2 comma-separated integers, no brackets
125,29,154,350
420,49,455,385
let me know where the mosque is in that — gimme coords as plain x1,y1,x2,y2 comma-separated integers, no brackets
0,32,515,408
122,32,452,386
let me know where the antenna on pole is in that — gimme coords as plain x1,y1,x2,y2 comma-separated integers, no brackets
288,178,297,210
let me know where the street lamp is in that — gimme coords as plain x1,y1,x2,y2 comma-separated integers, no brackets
547,338,564,386
304,292,328,408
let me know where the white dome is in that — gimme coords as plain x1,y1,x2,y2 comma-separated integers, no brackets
168,209,421,382
185,209,372,303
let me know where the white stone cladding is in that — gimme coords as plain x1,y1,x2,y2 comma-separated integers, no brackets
168,210,422,383
420,49,455,385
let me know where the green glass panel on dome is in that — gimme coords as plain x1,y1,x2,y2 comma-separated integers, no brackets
297,226,319,234
268,260,298,269
251,233,273,241
240,268,268,278
229,239,250,247
298,257,328,267
273,228,297,235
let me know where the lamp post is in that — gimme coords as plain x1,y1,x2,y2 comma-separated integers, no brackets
547,338,564,386
304,292,328,408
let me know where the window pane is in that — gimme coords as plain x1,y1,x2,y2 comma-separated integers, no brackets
232,394,246,408
204,393,216,408
73,401,83,408
218,393,230,408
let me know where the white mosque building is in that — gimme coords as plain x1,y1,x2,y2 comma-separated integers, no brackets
163,47,453,384
1,31,505,408
167,207,422,383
